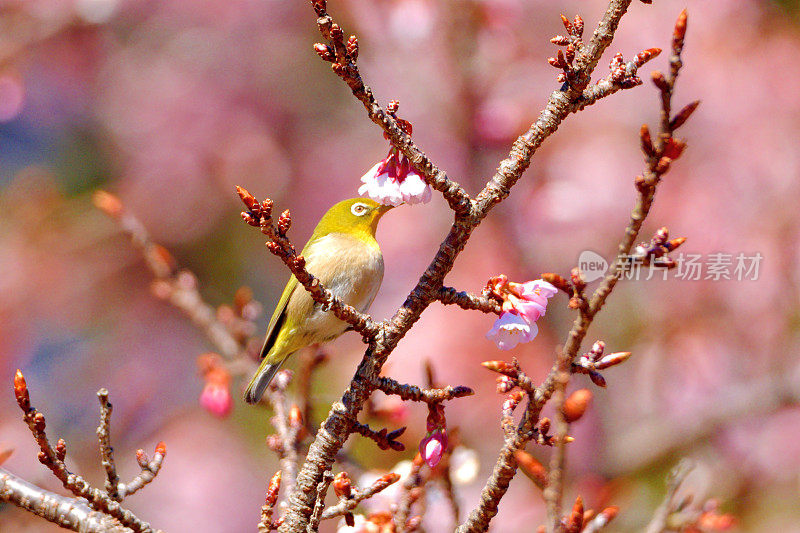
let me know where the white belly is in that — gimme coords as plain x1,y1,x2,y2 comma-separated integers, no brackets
288,233,383,345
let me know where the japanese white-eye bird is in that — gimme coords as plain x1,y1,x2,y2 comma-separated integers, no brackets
244,198,392,404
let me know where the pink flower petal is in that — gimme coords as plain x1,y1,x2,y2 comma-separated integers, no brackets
486,312,538,350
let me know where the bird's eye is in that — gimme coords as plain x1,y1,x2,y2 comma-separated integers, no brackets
351,203,369,216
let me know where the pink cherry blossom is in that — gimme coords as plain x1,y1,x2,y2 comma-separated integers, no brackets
511,279,558,321
358,148,432,206
486,311,539,350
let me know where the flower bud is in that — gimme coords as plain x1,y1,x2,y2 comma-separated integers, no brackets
92,190,123,218
199,366,233,419
13,369,28,407
266,471,282,507
651,70,669,91
566,495,584,532
663,138,686,160
496,375,515,393
136,449,148,468
333,471,352,499
589,371,607,388
634,48,661,68
670,100,700,130
419,428,447,468
595,351,632,370
155,441,167,457
640,124,655,157
538,417,551,435
513,450,547,490
563,389,592,423
672,10,687,53
55,439,67,462
481,360,514,374
1,444,16,466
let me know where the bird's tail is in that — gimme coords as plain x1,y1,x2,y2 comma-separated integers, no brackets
244,356,288,404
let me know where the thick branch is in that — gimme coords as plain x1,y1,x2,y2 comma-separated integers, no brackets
0,469,131,533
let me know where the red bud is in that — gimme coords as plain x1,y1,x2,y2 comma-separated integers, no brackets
563,389,593,423
333,472,352,499
671,100,700,130
513,450,548,490
92,190,123,218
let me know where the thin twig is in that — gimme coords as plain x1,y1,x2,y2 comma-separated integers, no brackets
307,471,334,532
351,421,406,452
393,457,424,533
436,286,502,315
373,376,474,404
13,371,162,533
93,191,252,361
545,12,691,530
459,7,695,532
320,473,400,520
266,371,302,497
644,460,694,533
96,388,121,501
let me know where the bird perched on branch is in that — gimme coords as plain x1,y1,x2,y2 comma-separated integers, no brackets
244,198,392,404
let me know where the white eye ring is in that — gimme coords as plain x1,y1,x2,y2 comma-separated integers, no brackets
351,203,369,216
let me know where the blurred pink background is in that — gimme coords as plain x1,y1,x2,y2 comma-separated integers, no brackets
1,0,799,531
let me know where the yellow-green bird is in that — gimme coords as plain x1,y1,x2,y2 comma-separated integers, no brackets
244,198,392,404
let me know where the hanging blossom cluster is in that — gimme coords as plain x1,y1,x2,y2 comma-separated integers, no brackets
485,275,558,350
358,146,432,206
358,110,432,206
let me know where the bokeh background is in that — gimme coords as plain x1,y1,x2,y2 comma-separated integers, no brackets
1,0,799,531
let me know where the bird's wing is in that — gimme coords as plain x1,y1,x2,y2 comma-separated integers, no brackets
259,235,323,360
259,274,297,359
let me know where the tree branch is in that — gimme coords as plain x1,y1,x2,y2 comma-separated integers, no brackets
459,7,697,532
279,1,659,530
436,286,502,315
93,191,255,361
320,473,401,520
351,421,406,452
373,375,474,404
12,371,163,533
0,468,132,533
